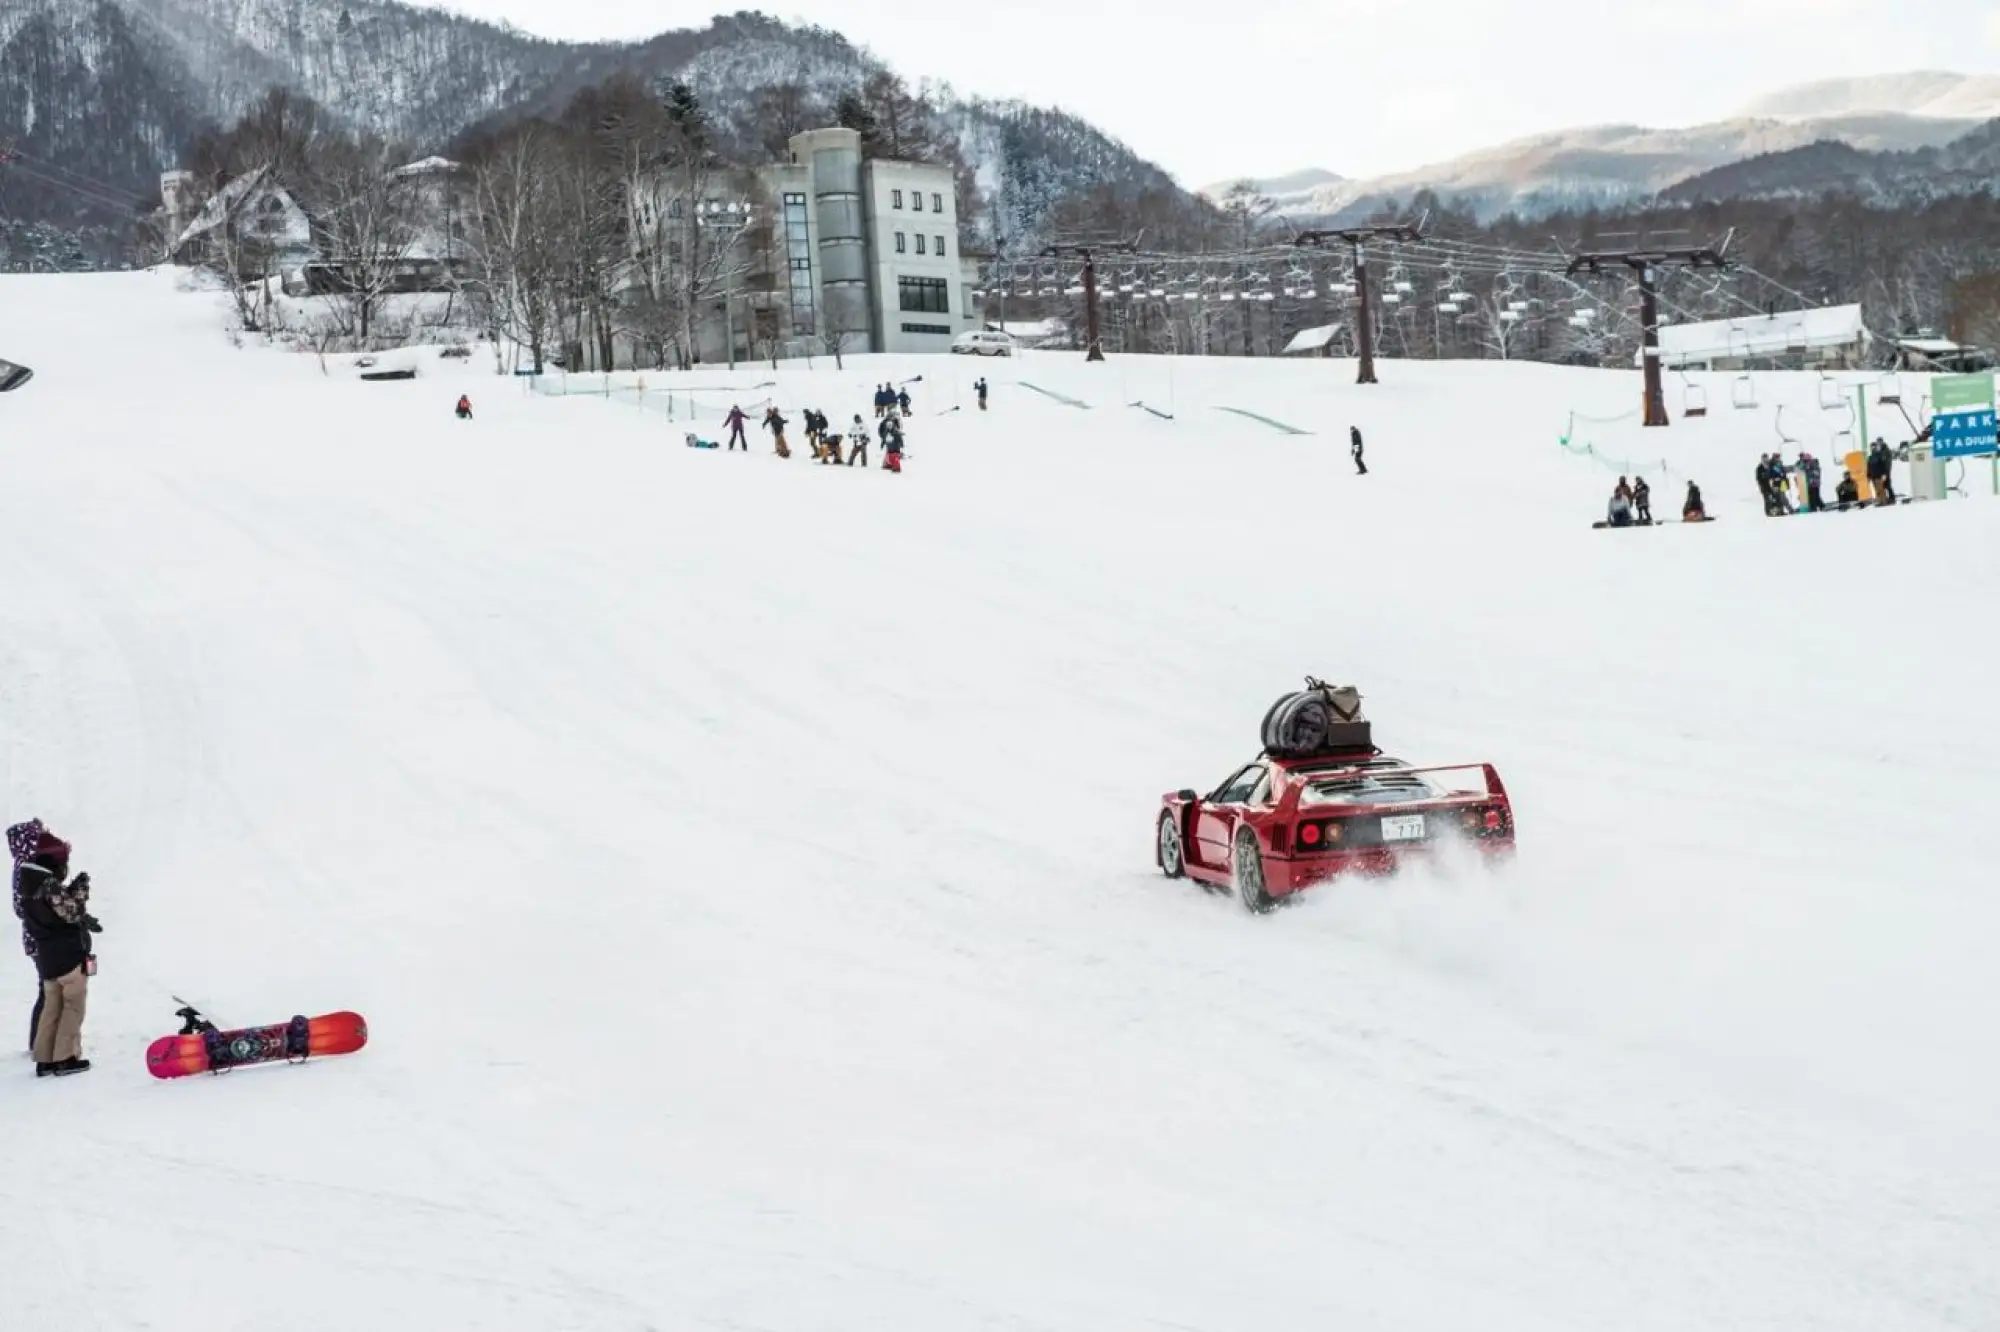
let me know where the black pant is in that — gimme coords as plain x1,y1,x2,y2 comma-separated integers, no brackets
30,976,43,1052
1353,453,1367,474
1636,498,1651,522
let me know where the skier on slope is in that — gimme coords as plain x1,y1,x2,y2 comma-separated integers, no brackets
1350,426,1367,475
455,395,473,420
725,405,748,451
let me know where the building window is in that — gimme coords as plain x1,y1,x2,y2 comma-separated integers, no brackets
935,235,946,258
784,194,814,333
932,193,943,212
895,232,906,253
899,276,949,314
915,234,926,255
901,322,951,336
892,189,903,209
912,192,924,212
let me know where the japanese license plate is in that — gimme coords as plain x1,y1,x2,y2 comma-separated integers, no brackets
1380,814,1426,842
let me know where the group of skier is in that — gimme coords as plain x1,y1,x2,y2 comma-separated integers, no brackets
704,378,985,473
1757,439,1897,516
1605,475,1707,526
9,819,99,1078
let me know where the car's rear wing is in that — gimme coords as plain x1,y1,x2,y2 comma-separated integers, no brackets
1293,761,1508,802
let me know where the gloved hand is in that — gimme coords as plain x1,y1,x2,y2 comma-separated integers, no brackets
81,914,103,934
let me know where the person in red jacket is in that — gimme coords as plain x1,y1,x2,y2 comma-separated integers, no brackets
455,395,473,420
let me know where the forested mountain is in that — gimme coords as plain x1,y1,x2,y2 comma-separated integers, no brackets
0,0,1205,261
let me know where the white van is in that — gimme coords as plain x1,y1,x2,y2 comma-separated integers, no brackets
950,330,1017,357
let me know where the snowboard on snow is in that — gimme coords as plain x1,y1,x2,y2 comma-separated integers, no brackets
0,358,31,392
146,1006,367,1079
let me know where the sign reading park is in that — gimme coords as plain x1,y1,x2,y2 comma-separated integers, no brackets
1930,372,1997,459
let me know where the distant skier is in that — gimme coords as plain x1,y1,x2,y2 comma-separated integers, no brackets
762,407,790,459
883,419,905,473
847,415,871,468
1350,425,1366,475
974,378,988,412
896,387,912,416
725,405,748,450
1867,438,1895,502
454,395,473,420
1631,475,1651,524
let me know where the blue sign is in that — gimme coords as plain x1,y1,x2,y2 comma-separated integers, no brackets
1932,408,1997,459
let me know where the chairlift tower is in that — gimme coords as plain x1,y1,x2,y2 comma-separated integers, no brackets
1566,230,1733,426
1041,237,1140,361
1292,215,1426,384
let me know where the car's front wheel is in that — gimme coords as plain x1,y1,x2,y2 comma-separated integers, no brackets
1158,813,1185,879
1234,828,1276,914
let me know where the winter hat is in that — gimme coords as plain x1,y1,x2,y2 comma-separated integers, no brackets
6,819,45,863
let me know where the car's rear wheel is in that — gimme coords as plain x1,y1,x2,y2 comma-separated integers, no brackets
1234,828,1276,914
1158,813,1185,878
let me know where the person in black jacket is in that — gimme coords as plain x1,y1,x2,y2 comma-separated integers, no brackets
1350,426,1367,474
8,819,51,1051
10,822,98,1076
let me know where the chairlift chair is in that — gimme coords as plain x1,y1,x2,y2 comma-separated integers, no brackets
1683,381,1708,418
1817,373,1844,411
1877,373,1901,406
1731,374,1758,410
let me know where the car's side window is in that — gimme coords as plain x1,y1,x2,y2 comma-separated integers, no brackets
1213,764,1266,804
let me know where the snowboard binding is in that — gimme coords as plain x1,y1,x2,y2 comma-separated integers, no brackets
175,1004,217,1036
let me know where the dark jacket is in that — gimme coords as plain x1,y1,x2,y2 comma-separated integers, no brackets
20,867,90,980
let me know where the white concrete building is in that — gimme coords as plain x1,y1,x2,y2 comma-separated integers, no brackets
762,128,976,357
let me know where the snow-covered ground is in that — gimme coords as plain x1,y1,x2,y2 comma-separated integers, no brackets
2,269,1995,1332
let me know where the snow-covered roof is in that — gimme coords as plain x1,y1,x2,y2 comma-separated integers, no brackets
1895,337,1962,355
392,156,460,178
1284,323,1344,354
1648,304,1870,366
171,166,314,254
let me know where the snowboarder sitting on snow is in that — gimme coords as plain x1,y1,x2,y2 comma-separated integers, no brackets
455,395,473,420
1836,471,1860,506
1682,480,1706,521
1606,481,1634,527
7,821,99,1077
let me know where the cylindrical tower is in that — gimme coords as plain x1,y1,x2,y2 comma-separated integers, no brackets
790,128,873,349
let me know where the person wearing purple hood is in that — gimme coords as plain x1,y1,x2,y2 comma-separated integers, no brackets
8,819,100,1075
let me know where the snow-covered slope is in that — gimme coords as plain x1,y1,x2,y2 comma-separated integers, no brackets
1244,71,2000,222
1,270,1996,1331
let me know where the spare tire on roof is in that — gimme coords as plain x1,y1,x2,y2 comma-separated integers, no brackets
1261,678,1371,757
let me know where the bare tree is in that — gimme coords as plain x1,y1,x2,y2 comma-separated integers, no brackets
297,134,424,345
462,123,565,373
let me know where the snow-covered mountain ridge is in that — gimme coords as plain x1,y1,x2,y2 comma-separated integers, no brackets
0,0,1183,243
1206,72,2000,223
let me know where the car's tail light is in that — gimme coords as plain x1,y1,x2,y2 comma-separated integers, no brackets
1294,819,1344,851
1484,809,1503,832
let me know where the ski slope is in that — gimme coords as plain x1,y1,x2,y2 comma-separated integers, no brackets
2,269,1995,1332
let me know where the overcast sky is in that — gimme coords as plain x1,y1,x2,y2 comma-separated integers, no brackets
426,0,2000,185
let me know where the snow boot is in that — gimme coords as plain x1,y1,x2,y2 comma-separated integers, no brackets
50,1057,90,1076
35,1061,54,1077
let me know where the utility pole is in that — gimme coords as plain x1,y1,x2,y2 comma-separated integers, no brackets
1042,238,1137,361
1566,230,1733,427
1293,215,1425,384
